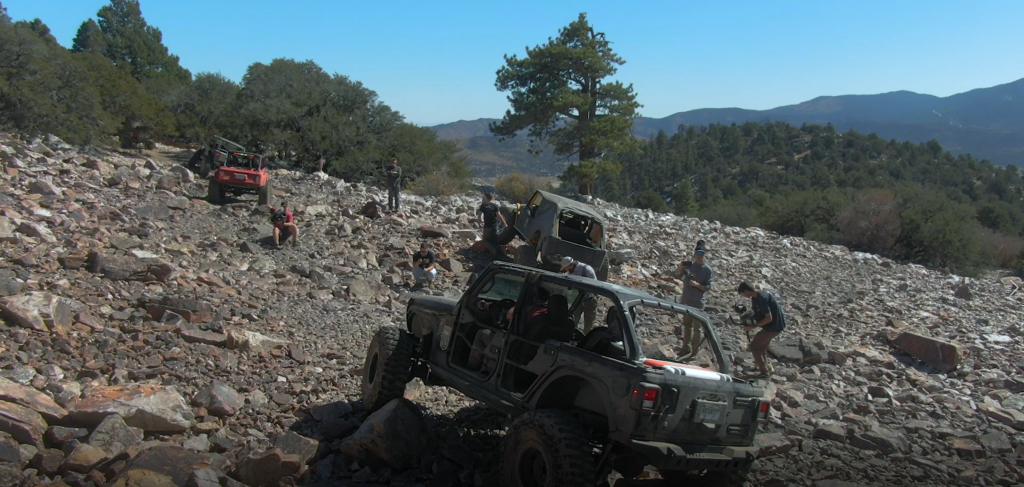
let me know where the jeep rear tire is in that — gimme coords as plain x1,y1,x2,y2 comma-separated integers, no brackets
500,410,595,487
361,326,415,412
515,244,537,267
258,180,271,206
207,180,223,204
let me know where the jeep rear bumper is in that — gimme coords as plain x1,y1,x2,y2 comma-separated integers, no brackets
628,440,757,472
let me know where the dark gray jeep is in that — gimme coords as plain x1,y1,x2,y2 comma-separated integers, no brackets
499,190,610,280
360,261,769,487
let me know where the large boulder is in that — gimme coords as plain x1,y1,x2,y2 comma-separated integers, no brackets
230,448,301,487
70,384,194,433
15,221,56,243
0,377,68,422
891,332,962,372
86,414,142,456
0,292,72,334
339,398,430,470
0,400,47,448
86,251,179,283
106,445,210,487
192,381,244,417
226,330,289,353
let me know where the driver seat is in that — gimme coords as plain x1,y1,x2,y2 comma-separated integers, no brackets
544,294,575,343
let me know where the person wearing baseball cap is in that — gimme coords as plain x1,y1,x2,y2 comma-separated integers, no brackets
677,239,715,357
559,256,598,333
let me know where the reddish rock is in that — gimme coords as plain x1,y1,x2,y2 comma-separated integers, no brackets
0,292,72,333
891,332,962,372
62,443,109,473
106,445,209,487
231,448,301,487
70,384,193,432
0,377,68,422
179,329,227,347
0,399,47,447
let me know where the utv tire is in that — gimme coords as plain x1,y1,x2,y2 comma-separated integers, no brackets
361,326,415,412
515,244,537,267
257,180,271,206
207,180,223,204
500,409,596,487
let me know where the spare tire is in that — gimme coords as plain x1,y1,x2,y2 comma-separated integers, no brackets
361,326,415,412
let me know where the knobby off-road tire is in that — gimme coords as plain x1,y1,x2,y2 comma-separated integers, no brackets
515,244,537,267
258,180,271,206
361,326,415,412
207,180,223,204
500,409,596,487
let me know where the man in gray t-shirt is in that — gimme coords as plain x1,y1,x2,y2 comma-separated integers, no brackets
676,240,714,356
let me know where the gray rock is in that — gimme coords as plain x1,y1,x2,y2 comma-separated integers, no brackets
339,398,430,470
192,381,245,417
69,384,194,433
87,414,141,456
0,292,72,333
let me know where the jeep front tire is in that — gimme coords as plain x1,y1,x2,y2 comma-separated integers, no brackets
207,180,223,203
500,409,595,487
361,326,415,412
257,180,271,206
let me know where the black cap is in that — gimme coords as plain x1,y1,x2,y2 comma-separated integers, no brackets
695,240,707,252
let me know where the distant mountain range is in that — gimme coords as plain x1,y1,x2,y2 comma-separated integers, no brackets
431,77,1024,176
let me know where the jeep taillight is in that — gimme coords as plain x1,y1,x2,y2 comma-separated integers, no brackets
757,400,770,420
630,383,661,412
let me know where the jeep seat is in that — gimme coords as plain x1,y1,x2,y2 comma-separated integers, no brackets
542,294,575,343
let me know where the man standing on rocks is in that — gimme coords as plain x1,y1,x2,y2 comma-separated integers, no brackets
678,240,714,356
560,256,598,333
476,193,507,257
412,242,437,288
737,281,786,379
385,158,402,212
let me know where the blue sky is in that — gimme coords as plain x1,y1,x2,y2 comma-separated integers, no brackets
5,0,1023,126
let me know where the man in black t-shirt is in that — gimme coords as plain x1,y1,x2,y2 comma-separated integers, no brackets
412,242,437,287
476,193,507,257
738,281,786,379
385,158,402,212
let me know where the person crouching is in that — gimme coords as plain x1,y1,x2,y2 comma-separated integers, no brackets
272,202,299,249
412,242,437,287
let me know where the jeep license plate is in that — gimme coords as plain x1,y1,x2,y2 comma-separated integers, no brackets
234,174,246,180
693,401,726,423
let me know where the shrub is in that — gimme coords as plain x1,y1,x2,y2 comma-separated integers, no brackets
836,189,901,254
979,228,1022,269
495,172,551,203
408,172,471,197
633,190,668,213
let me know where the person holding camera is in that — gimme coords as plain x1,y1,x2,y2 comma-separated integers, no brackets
737,281,786,379
677,240,714,356
271,202,299,249
411,242,437,287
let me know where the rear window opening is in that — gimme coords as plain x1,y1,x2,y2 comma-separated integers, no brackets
557,211,603,248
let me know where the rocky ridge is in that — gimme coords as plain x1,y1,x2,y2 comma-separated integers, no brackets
0,133,1020,486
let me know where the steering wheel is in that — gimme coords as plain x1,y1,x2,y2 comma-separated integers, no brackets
494,299,517,326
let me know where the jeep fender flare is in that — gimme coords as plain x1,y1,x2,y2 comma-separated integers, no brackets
529,368,620,435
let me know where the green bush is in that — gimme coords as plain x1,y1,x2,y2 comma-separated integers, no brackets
633,189,668,213
408,172,471,197
495,172,551,203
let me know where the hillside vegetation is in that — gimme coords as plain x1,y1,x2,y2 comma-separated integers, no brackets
596,122,1024,275
0,1,467,188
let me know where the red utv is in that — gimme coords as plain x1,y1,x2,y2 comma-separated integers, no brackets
207,151,272,205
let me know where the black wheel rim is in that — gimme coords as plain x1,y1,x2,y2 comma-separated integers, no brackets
367,351,379,386
517,445,548,487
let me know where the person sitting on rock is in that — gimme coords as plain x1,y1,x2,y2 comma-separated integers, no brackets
272,202,298,249
411,242,437,287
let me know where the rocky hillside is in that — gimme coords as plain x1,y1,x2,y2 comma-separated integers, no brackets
0,133,1021,486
